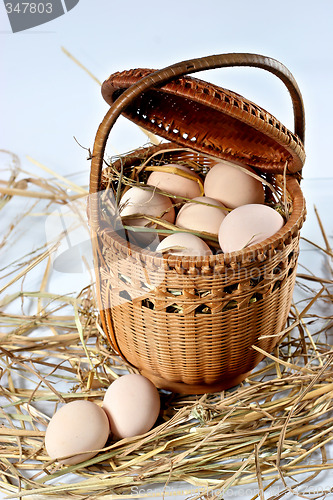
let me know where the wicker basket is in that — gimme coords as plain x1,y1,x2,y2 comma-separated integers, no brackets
89,53,306,394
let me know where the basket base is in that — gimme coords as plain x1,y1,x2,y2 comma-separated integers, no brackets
139,369,253,394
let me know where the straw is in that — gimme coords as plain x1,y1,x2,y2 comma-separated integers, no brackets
0,153,332,499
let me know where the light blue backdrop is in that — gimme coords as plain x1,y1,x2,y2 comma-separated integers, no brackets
2,0,333,182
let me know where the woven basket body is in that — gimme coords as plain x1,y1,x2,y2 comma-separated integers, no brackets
89,54,306,394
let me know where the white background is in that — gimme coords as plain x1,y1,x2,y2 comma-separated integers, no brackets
1,1,333,499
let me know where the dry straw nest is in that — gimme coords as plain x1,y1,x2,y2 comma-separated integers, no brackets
0,149,332,499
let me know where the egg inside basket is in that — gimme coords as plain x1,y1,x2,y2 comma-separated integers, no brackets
89,54,306,394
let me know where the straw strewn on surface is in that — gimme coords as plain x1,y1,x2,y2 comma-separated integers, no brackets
0,151,332,500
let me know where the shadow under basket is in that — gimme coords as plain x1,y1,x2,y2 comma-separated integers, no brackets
89,53,307,394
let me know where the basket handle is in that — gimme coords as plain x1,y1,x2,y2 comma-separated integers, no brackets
89,52,305,221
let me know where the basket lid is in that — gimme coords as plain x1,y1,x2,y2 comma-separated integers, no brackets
101,67,305,174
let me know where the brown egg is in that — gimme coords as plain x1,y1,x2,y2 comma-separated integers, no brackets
218,203,285,253
156,232,213,256
147,164,202,202
204,160,265,209
176,196,228,236
45,400,110,465
120,186,175,225
102,374,160,439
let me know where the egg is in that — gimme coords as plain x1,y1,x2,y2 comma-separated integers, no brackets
204,160,265,209
102,374,160,439
156,232,213,256
44,400,110,465
120,186,175,226
147,164,202,202
176,196,228,236
218,204,285,253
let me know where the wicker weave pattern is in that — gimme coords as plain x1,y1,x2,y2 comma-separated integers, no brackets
90,54,307,393
97,237,299,388
92,146,305,393
102,68,305,173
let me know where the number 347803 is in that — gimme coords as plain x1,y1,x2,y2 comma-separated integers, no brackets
5,3,53,14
